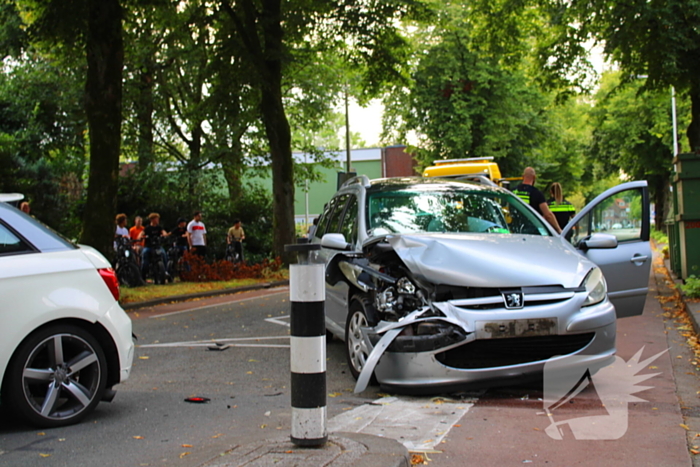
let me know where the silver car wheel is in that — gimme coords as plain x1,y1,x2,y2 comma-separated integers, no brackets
345,296,377,381
347,310,369,374
4,325,107,427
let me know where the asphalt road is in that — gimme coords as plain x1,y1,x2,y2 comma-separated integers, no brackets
0,287,383,467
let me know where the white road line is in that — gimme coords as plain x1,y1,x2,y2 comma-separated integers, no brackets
139,336,290,349
328,396,474,451
148,288,289,318
265,316,291,327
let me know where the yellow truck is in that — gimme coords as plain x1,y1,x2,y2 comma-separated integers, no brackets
422,157,520,187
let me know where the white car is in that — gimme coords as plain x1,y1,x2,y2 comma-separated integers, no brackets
0,194,134,427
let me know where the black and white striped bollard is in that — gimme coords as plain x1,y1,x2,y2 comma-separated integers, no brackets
285,241,327,447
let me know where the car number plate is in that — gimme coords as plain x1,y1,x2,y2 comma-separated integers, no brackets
475,318,558,339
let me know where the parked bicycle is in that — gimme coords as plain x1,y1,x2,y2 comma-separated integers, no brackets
114,237,145,287
224,241,243,264
166,241,188,282
142,236,169,285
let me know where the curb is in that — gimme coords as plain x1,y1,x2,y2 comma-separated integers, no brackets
120,279,290,311
664,258,700,336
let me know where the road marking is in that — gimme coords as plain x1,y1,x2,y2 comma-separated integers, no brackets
265,315,290,327
148,288,289,319
328,396,474,451
138,336,290,349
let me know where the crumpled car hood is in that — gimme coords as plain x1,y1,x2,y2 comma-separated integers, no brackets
384,233,593,289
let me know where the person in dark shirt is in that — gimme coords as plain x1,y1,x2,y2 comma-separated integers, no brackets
512,167,562,234
169,218,189,255
139,212,169,278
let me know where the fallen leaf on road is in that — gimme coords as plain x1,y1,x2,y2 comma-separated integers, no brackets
212,434,223,439
139,356,149,360
179,452,190,459
681,424,691,430
182,444,193,448
328,392,342,398
691,449,700,455
133,436,144,440
37,432,45,436
39,454,50,458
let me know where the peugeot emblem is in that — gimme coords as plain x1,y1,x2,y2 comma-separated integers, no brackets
502,290,524,309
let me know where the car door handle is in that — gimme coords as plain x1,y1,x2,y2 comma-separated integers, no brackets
630,255,649,263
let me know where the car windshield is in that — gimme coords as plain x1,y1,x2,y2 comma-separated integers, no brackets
367,187,551,236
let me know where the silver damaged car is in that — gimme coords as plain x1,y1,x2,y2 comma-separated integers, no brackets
312,177,651,395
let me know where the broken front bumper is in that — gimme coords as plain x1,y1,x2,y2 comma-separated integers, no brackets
355,293,617,394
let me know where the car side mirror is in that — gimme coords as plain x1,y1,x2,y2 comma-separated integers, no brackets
577,233,618,251
321,233,352,251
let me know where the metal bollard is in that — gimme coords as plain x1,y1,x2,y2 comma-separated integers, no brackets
285,241,327,447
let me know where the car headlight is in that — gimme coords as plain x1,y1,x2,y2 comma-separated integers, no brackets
581,267,607,307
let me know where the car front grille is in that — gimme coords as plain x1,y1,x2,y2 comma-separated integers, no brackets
436,284,582,311
435,333,595,369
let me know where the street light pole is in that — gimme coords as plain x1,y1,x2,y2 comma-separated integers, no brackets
671,86,679,157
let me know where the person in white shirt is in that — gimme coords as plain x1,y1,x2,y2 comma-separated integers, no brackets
187,211,207,258
114,213,129,251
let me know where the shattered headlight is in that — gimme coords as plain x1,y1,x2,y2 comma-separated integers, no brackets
581,267,607,307
375,276,421,316
396,277,416,295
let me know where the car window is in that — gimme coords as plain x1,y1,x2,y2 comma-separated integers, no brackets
327,194,350,234
0,223,32,255
315,199,336,238
568,188,645,245
367,188,550,236
340,195,359,246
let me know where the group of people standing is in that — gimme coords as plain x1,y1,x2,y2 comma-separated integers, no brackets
512,167,576,234
114,211,220,279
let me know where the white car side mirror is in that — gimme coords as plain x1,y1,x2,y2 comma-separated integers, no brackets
321,233,351,251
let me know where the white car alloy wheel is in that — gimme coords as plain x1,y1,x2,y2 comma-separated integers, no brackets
3,324,107,427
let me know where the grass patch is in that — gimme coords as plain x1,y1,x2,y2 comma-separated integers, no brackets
119,275,287,304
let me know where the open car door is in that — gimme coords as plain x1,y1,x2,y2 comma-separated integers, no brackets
561,181,651,318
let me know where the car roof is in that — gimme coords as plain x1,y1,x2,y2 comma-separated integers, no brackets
0,202,76,252
364,177,504,194
0,193,24,204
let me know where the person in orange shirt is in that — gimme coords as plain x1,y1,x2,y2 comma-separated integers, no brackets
129,215,145,264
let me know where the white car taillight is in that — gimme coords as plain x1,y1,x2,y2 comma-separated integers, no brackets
99,268,120,301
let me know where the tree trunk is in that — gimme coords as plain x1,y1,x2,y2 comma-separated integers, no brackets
80,0,123,259
261,82,295,262
688,84,700,153
136,48,155,170
221,137,244,207
259,0,295,262
651,175,668,230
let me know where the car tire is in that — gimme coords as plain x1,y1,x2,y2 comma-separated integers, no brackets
2,324,108,428
345,295,377,382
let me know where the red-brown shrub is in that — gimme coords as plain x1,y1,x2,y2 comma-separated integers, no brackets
179,251,284,282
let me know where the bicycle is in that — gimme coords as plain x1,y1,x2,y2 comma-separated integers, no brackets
166,242,188,282
114,237,145,287
225,241,243,264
